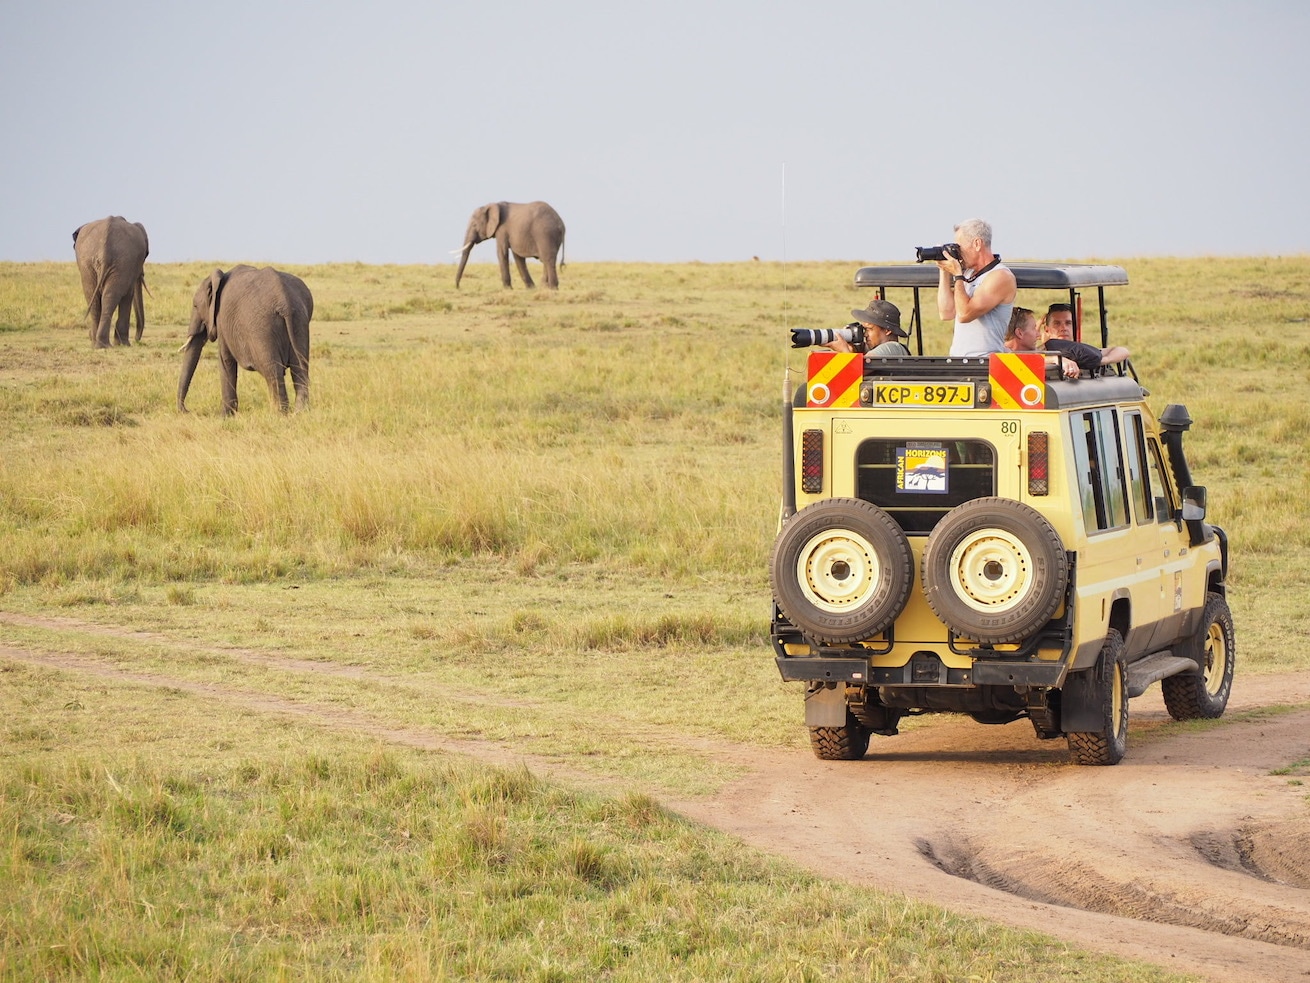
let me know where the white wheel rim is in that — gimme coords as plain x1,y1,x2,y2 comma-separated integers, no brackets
947,528,1033,613
796,529,880,613
1203,621,1229,696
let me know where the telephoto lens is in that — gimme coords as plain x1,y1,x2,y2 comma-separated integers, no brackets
790,328,837,348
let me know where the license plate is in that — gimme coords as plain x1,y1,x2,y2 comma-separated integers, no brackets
871,383,975,406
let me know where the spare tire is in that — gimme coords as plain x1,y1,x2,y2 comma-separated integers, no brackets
770,498,913,644
922,497,1067,644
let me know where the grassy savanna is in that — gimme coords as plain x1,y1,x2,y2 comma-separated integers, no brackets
1,254,1305,981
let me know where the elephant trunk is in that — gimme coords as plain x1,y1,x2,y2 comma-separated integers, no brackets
454,240,475,289
177,332,206,412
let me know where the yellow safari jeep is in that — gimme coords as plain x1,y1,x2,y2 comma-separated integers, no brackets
771,264,1233,765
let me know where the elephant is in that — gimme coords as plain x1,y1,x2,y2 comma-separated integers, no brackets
72,215,149,348
177,266,313,416
455,200,565,289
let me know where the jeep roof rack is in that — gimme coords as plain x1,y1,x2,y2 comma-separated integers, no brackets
853,263,1129,352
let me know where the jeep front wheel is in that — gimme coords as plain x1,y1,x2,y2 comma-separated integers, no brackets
771,499,913,645
922,498,1067,644
1162,592,1235,720
1066,630,1129,766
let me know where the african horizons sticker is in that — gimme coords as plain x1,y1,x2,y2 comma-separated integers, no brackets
897,444,948,493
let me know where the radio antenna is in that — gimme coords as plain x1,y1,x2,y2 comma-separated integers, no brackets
780,163,789,346
779,162,797,521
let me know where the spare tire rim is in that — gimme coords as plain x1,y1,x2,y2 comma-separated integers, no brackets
796,530,880,613
947,528,1032,612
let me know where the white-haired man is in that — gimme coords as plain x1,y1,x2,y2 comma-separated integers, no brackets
934,218,1016,357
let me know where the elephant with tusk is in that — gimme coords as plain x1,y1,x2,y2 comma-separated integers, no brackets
72,215,149,348
455,200,565,289
178,266,313,415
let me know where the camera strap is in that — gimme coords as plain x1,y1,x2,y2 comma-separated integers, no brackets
962,255,1002,283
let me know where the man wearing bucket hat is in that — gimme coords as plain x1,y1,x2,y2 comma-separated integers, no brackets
844,298,912,356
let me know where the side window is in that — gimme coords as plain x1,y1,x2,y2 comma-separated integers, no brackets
1124,411,1154,524
1071,410,1130,532
856,439,995,535
1145,437,1175,521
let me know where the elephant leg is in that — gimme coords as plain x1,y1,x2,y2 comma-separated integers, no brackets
114,293,133,346
512,253,536,289
87,294,104,346
542,253,559,290
496,240,513,288
95,301,114,348
261,365,290,413
219,347,240,415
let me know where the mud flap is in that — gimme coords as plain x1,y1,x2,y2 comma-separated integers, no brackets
1059,668,1100,733
805,684,848,727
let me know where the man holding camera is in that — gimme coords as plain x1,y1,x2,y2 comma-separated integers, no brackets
852,298,912,355
934,218,1016,357
789,298,911,356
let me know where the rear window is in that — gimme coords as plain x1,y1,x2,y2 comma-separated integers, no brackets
856,439,996,534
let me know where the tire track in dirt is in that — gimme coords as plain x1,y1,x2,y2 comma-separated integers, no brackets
669,685,1310,983
4,612,1310,983
0,611,758,779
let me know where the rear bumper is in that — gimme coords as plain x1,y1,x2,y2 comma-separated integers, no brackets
776,655,1068,688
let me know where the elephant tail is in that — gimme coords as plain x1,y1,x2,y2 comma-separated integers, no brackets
134,272,147,342
82,264,110,321
559,231,566,269
283,309,310,375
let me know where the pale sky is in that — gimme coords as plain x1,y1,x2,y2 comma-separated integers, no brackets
2,0,1307,265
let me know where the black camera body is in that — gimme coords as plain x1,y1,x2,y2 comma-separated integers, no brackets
790,323,866,351
914,243,963,263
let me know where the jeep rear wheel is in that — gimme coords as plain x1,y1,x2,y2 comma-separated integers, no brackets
809,714,872,760
922,498,1067,644
1066,630,1129,766
1162,592,1235,720
771,499,913,645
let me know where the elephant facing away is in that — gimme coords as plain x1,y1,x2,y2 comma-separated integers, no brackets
455,201,565,289
178,266,313,415
72,215,149,348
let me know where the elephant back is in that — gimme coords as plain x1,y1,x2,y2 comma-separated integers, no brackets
220,266,313,323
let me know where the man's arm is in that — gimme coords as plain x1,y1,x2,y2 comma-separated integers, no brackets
1101,345,1130,365
936,269,956,321
951,266,1016,322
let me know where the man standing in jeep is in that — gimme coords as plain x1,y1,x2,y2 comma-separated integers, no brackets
935,218,1016,357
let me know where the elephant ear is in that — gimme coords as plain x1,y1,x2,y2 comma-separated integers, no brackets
206,269,224,342
485,202,504,237
136,223,149,257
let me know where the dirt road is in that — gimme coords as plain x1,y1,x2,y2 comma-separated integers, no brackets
674,675,1310,983
4,614,1308,983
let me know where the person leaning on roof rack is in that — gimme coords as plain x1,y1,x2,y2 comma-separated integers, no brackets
935,217,1016,357
1006,307,1130,379
1005,308,1076,378
1040,302,1075,342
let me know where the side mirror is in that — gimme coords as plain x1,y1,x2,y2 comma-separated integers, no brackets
1181,486,1212,546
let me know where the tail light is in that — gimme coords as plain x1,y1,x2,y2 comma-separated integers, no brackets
801,429,824,494
1028,431,1049,495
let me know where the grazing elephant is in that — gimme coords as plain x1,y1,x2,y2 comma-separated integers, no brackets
72,215,149,348
455,200,565,289
177,266,313,416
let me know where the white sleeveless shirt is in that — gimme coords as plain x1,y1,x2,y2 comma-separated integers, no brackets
949,264,1012,357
